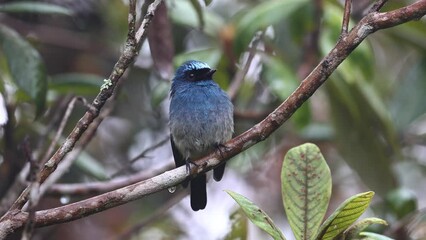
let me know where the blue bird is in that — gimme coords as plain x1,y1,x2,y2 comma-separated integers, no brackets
169,60,234,211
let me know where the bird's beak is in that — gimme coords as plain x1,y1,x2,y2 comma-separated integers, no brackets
206,69,216,79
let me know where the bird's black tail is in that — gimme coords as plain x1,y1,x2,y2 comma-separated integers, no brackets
213,162,226,181
190,174,207,211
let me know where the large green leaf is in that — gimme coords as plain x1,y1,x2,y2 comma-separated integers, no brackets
233,0,308,55
0,24,47,115
315,191,375,240
226,190,286,240
281,143,331,240
0,2,73,15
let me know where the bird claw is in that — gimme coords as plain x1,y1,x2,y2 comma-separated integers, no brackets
185,159,199,173
215,143,228,159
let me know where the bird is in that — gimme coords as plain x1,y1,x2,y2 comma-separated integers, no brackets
169,60,234,211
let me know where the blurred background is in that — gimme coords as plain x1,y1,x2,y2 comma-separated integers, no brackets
1,0,426,239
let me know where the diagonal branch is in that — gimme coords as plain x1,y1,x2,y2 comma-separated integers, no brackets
0,0,163,238
0,0,425,238
4,0,161,212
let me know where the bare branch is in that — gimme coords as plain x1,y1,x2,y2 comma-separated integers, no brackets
40,96,86,165
111,137,170,178
0,0,425,238
4,0,159,212
20,138,38,240
35,95,117,206
136,0,163,43
116,191,187,239
47,163,174,197
341,0,353,35
369,0,389,13
228,31,264,100
297,0,323,79
26,166,186,228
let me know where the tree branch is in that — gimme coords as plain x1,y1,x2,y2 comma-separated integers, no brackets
0,0,425,238
341,0,352,35
0,0,163,238
3,0,159,212
228,31,264,100
47,163,174,197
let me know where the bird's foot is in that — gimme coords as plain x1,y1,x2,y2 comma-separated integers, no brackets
185,158,199,173
215,143,229,159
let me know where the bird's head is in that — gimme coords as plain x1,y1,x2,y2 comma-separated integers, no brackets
174,60,216,82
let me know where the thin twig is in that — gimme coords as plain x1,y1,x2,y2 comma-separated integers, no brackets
20,138,38,240
369,0,389,13
115,190,188,240
297,0,323,79
3,0,157,212
341,0,353,35
228,31,264,100
0,0,425,238
47,162,174,197
40,96,87,165
111,137,170,178
34,96,117,208
136,0,163,43
0,96,74,216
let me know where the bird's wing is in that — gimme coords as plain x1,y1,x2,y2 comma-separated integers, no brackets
170,135,185,168
171,135,189,188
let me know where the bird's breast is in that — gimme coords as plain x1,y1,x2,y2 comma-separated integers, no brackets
170,85,233,158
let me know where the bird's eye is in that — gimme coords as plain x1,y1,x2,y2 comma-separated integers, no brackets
189,73,195,79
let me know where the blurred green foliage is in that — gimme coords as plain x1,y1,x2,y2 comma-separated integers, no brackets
0,0,426,239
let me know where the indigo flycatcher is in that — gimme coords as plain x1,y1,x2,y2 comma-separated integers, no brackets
169,60,234,211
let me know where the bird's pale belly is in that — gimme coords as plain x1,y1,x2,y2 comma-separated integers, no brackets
171,118,230,159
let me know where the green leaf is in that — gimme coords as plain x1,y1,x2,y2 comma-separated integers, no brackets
0,2,73,15
234,0,308,55
281,143,331,240
226,190,286,240
49,73,103,95
315,191,375,240
0,24,47,116
343,217,388,240
358,232,395,240
224,209,248,240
